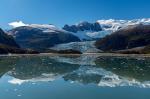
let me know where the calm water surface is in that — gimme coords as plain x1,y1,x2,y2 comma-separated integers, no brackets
0,54,150,99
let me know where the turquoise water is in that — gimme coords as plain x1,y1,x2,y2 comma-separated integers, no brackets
0,55,150,99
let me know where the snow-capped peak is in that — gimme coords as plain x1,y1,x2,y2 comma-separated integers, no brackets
9,21,57,30
8,18,150,41
29,24,56,29
8,21,66,33
97,18,150,32
29,24,59,33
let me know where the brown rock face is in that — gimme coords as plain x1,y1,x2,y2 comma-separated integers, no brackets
95,24,150,53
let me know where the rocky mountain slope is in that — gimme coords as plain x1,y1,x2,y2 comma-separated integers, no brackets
8,24,80,51
0,28,19,48
95,24,150,54
0,28,38,54
63,21,102,33
63,21,106,40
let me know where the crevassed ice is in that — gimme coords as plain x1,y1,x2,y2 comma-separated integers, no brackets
50,41,100,53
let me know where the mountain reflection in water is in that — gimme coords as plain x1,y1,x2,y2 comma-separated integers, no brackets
0,55,150,88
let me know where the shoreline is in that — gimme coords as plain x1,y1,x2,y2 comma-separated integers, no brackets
0,53,149,57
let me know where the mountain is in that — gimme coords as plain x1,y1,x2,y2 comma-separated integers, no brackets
63,21,102,33
6,18,150,53
0,28,38,54
63,18,150,41
97,18,150,32
0,28,19,48
63,21,103,41
95,24,150,54
8,24,80,51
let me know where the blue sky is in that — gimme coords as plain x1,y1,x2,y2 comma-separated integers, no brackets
0,0,150,28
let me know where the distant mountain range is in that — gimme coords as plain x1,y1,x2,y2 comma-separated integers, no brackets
63,18,150,41
8,24,80,51
0,18,149,54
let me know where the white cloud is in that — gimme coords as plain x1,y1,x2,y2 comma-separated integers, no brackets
8,21,28,28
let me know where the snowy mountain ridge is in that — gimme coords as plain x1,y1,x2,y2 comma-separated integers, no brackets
97,18,150,31
64,18,150,40
8,18,150,41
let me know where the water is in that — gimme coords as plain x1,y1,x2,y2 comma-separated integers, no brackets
0,54,150,99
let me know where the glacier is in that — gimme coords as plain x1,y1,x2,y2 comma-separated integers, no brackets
50,41,101,53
